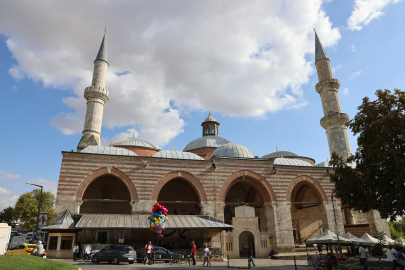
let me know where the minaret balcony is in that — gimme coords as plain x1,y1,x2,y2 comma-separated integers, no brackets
84,86,110,103
320,112,350,129
316,78,340,94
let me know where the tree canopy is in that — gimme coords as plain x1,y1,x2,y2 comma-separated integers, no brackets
0,206,18,228
329,89,405,220
13,189,55,231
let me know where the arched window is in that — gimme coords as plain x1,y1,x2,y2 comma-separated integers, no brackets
204,126,209,134
103,186,113,199
210,125,214,134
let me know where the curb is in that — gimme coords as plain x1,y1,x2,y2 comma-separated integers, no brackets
340,264,388,269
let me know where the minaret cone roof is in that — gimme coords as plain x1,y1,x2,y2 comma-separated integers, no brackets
95,31,108,64
315,31,329,63
204,111,217,122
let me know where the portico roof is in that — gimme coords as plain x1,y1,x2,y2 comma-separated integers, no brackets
75,214,233,230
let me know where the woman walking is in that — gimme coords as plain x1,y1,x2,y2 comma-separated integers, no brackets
202,245,211,266
84,244,91,261
72,243,79,261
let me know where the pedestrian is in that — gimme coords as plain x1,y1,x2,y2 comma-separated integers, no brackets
202,245,211,266
72,243,79,261
248,246,256,267
85,244,91,261
393,245,399,270
268,249,275,259
358,243,368,270
145,241,153,265
397,247,405,270
191,241,197,265
317,243,322,253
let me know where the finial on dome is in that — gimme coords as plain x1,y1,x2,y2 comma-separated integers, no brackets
280,152,284,158
175,146,176,151
105,28,107,34
276,144,278,152
110,140,113,146
229,139,231,143
133,132,135,139
327,156,329,161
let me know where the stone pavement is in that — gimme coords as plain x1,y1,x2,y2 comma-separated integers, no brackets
51,258,314,270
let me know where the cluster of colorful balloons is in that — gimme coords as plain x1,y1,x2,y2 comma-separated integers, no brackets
149,203,168,234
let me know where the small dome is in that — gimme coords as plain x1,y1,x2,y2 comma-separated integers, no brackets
183,136,229,151
81,146,138,156
274,158,312,167
113,138,157,149
154,150,204,160
204,111,217,122
262,150,298,159
211,143,254,159
314,160,331,167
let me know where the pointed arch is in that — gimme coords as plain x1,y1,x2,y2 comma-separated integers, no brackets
217,170,277,203
74,167,138,200
285,175,328,203
150,171,207,202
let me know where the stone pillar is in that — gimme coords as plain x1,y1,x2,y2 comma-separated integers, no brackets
130,200,156,214
263,203,273,232
74,199,83,214
268,202,294,253
322,202,345,235
368,210,390,237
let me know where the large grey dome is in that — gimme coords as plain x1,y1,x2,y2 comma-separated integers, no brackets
211,143,254,159
262,151,298,159
113,138,157,149
183,136,229,151
81,146,138,156
274,158,312,167
154,150,204,160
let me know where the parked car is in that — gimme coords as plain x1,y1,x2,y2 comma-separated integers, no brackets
92,245,136,265
5,244,45,255
136,246,178,263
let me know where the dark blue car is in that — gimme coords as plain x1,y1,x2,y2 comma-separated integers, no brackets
92,245,136,264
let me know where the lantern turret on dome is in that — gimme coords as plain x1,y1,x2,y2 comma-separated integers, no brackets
201,111,220,137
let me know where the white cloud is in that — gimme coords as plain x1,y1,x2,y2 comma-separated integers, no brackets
0,170,21,180
332,64,343,73
351,45,356,52
0,187,19,210
350,70,362,78
0,0,341,148
348,0,402,31
27,178,58,196
343,87,349,95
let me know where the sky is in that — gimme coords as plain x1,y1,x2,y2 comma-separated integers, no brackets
0,0,404,211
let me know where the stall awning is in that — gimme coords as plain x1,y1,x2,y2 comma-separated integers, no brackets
75,214,233,230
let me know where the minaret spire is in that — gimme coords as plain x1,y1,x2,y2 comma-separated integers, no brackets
315,32,352,162
77,31,110,151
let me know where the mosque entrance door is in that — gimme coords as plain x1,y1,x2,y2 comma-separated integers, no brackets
239,231,254,257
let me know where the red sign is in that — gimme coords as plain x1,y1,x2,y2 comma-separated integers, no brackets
119,234,124,239
158,233,164,238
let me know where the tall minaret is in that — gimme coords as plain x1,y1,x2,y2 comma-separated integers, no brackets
315,31,352,161
77,30,110,151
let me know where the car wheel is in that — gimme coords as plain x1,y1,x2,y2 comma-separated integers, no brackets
137,260,142,263
129,261,134,264
92,256,99,263
113,256,120,265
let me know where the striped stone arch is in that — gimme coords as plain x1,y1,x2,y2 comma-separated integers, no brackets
150,171,208,202
217,170,277,203
74,167,138,200
285,175,328,203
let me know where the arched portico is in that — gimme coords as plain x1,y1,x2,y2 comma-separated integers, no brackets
285,175,328,203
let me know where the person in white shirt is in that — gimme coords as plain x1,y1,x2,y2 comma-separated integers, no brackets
393,245,399,270
202,245,211,266
85,244,91,261
358,244,368,270
144,241,153,265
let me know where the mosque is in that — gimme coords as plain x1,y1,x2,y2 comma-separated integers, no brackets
44,31,390,258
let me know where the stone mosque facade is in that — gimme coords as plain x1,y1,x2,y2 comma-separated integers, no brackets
46,31,390,258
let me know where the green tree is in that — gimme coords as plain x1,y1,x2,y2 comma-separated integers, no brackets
329,89,405,220
0,206,18,228
14,189,55,231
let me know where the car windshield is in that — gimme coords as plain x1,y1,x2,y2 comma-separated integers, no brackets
25,245,37,248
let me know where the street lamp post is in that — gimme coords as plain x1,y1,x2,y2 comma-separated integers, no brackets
331,193,342,260
26,182,43,239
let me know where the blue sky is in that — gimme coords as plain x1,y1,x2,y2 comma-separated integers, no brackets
0,0,404,210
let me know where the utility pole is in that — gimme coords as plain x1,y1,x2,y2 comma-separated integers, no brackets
26,182,43,240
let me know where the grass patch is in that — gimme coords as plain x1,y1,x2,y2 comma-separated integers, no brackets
0,255,77,270
340,260,393,267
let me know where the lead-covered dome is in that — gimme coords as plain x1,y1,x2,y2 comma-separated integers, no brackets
183,136,229,151
262,150,298,159
154,150,204,160
210,143,254,159
274,158,312,167
81,146,138,156
113,138,157,150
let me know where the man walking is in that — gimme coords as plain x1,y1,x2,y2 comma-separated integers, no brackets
145,241,153,265
248,246,256,267
202,245,211,266
359,244,368,270
191,241,196,265
392,245,398,270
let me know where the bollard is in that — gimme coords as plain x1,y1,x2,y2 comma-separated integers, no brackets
320,255,324,270
189,254,191,266
153,252,155,264
294,256,297,270
379,257,384,270
227,254,229,268
248,256,250,269
170,255,172,265
348,257,351,270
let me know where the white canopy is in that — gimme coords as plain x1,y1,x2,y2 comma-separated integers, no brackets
306,230,352,245
395,237,405,245
382,235,395,245
360,233,379,244
342,232,371,245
